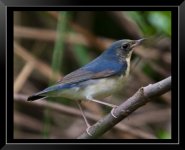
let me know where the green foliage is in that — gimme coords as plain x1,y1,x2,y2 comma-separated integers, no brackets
156,129,171,139
148,11,171,36
126,11,171,36
51,12,69,81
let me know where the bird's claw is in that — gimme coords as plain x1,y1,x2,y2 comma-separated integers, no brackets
86,126,92,136
111,106,118,118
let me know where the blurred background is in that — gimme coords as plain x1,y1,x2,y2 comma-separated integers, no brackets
13,11,171,139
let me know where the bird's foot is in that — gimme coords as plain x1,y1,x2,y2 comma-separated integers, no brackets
86,126,92,136
111,106,118,118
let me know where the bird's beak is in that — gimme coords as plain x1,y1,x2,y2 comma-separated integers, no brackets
131,38,146,49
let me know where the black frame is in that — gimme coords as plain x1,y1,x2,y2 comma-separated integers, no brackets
0,0,184,149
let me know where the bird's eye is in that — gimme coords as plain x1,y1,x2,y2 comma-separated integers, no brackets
121,44,129,50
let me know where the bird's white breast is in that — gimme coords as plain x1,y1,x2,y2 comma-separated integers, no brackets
58,74,128,101
55,56,132,101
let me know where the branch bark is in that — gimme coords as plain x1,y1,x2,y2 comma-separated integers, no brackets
77,76,171,139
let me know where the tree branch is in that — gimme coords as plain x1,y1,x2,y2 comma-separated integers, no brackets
77,76,171,139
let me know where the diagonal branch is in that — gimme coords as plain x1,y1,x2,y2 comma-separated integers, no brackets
77,76,171,139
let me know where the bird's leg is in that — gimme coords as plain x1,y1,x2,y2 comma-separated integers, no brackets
86,96,118,118
87,96,117,108
111,107,118,118
77,100,92,136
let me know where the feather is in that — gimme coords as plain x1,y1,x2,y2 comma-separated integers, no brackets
57,68,116,84
57,56,127,84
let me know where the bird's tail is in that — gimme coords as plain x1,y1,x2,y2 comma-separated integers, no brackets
27,84,67,101
27,95,46,101
27,85,56,101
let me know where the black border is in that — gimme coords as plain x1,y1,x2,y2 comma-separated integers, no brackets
0,1,6,149
1,0,184,149
0,0,184,6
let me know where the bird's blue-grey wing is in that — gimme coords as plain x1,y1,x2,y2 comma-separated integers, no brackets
57,57,127,84
57,68,115,84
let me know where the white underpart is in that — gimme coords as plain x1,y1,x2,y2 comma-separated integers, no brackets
125,57,131,77
56,74,128,102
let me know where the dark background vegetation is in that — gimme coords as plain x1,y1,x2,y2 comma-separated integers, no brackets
13,11,171,139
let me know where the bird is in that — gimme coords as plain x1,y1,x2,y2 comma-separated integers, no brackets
27,38,145,135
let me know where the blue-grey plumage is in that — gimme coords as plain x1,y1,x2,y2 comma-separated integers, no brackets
27,39,144,102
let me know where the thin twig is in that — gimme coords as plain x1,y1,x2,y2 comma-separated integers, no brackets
77,76,171,139
14,26,89,46
14,26,56,42
14,111,43,132
14,42,62,81
14,61,34,93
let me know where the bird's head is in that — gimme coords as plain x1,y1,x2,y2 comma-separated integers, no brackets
103,38,145,62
